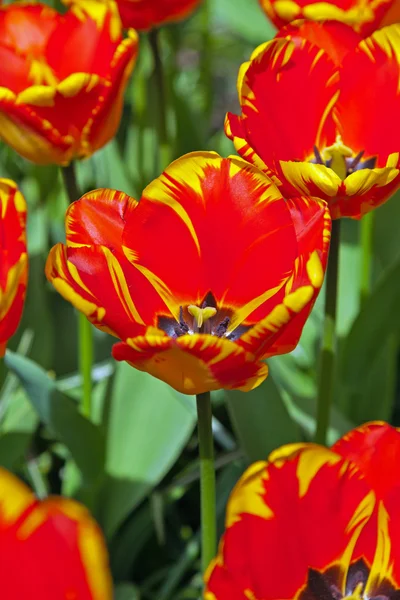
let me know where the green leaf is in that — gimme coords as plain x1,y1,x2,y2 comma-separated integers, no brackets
0,432,32,469
99,364,196,537
4,351,105,483
225,374,301,461
339,257,400,390
114,583,140,600
213,0,276,44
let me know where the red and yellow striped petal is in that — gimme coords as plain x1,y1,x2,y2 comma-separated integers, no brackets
275,19,361,63
0,180,28,356
278,158,400,219
258,0,398,37
112,332,268,395
0,467,112,599
225,36,338,171
0,2,138,164
205,442,375,599
338,24,400,168
125,153,330,327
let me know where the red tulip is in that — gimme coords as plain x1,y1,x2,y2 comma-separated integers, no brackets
0,2,138,165
205,421,400,600
46,152,330,394
0,179,28,357
0,467,112,599
226,21,400,219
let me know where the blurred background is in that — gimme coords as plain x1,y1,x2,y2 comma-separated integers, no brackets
1,0,399,597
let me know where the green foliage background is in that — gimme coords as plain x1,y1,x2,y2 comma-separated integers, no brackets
1,0,399,597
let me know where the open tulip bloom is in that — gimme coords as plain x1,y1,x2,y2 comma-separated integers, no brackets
0,179,28,357
46,152,331,395
0,1,138,165
258,0,400,36
205,421,400,599
0,466,112,598
225,21,400,219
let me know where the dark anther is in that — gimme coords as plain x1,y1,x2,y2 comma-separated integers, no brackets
313,145,324,165
347,150,364,172
215,317,230,337
178,306,189,331
173,306,189,336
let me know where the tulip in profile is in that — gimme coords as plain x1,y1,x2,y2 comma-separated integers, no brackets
0,2,138,165
206,421,400,599
0,466,112,598
226,21,400,219
46,152,331,395
0,179,28,356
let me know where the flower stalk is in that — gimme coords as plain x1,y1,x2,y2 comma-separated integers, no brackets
196,391,217,574
61,163,93,419
149,27,170,171
315,219,341,445
360,211,374,305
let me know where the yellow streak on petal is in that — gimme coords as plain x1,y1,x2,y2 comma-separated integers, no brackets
226,461,273,528
142,153,226,256
280,161,341,196
102,246,145,325
16,86,56,107
365,502,393,595
57,73,101,98
306,251,324,288
344,166,399,196
296,447,341,498
315,90,340,150
229,278,288,332
273,0,301,20
0,255,27,320
52,278,106,322
122,247,179,320
283,285,314,312
0,467,33,526
386,152,399,168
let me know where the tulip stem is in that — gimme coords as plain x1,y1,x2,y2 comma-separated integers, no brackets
61,162,80,205
149,27,170,171
61,163,93,420
196,391,217,575
315,219,341,445
360,211,374,305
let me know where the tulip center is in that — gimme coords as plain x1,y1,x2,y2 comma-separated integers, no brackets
312,135,376,180
301,559,399,600
157,292,251,340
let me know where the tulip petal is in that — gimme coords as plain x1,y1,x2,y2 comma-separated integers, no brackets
338,24,400,167
112,332,268,395
0,179,28,354
206,443,375,599
225,36,338,171
0,467,112,599
114,0,202,30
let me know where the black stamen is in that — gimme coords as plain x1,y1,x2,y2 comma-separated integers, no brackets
215,316,230,337
347,150,364,172
313,145,324,165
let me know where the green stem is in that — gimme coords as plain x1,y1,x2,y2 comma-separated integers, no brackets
196,391,217,575
315,219,341,445
200,0,213,124
360,211,374,306
61,162,80,204
61,164,93,419
79,313,93,419
149,27,170,170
